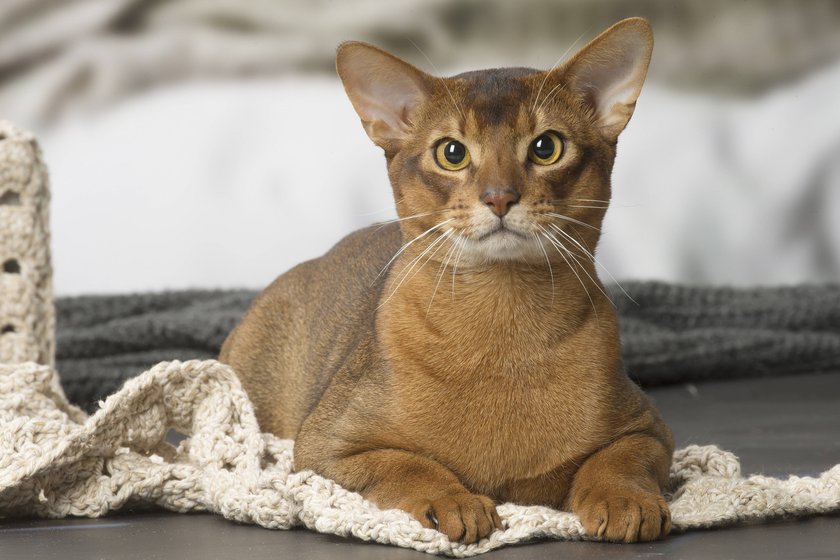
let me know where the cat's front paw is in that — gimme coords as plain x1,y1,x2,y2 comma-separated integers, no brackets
401,491,502,543
573,487,671,542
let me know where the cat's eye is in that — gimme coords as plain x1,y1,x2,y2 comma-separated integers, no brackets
528,132,563,166
435,139,471,171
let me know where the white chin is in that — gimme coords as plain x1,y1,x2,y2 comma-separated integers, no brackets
457,232,543,264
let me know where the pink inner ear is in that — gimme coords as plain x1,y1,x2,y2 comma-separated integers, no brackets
366,85,424,134
563,25,652,136
594,72,641,126
337,44,432,143
357,92,412,135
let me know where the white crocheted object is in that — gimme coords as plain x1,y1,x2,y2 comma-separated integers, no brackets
0,121,53,366
0,121,838,555
1,359,839,556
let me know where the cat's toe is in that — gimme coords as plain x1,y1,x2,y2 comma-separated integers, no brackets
575,489,670,543
403,492,500,543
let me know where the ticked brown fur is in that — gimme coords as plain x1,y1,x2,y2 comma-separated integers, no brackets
220,18,674,544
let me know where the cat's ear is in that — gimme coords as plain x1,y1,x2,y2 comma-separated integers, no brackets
559,18,653,141
336,42,433,147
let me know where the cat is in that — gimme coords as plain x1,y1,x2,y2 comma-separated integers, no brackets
219,17,673,544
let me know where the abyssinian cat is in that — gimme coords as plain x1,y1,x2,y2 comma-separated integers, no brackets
220,17,673,544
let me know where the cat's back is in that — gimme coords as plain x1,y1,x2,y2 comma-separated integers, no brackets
219,222,401,437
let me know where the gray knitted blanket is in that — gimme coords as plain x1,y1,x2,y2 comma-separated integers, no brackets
56,283,840,411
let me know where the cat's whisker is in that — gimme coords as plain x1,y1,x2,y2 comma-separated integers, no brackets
551,224,595,261
379,229,453,310
530,28,590,116
534,82,564,117
358,208,393,217
532,231,555,304
548,198,612,203
407,38,465,120
566,204,610,210
374,218,454,283
536,81,571,116
450,237,465,301
359,197,409,217
540,226,602,318
537,225,597,319
545,212,600,232
550,224,637,306
404,229,455,287
551,198,638,209
548,224,618,308
394,230,451,288
374,210,447,230
426,237,460,319
437,78,466,121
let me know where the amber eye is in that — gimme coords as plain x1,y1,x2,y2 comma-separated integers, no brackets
528,132,563,165
435,139,471,171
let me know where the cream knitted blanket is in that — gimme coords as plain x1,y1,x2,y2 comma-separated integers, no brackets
2,358,839,556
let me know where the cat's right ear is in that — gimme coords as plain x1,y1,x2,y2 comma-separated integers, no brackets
556,18,654,142
336,42,433,148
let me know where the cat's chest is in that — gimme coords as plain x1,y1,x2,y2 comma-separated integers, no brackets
384,328,613,485
389,364,605,490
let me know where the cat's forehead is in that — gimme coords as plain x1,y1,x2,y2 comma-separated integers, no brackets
450,67,541,127
451,67,541,83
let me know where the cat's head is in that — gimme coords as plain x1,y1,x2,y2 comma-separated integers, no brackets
337,18,652,267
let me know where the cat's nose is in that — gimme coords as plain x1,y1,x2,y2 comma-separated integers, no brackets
481,187,520,217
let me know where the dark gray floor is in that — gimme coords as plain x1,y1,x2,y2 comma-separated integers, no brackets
2,372,840,559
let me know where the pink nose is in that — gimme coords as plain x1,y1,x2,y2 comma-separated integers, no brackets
481,188,520,217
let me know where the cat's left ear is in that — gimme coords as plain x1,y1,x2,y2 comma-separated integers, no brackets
558,17,654,142
336,41,434,148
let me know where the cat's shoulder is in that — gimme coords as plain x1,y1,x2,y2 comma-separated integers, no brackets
322,221,402,267
332,221,400,253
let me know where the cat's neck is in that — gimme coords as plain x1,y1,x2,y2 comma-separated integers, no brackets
380,247,605,317
376,252,616,381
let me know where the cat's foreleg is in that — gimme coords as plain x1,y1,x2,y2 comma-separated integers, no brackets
566,432,672,542
307,448,502,543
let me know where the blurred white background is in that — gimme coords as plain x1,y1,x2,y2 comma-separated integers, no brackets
2,0,839,295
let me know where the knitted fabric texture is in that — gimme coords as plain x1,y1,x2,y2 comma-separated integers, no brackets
0,121,53,366
2,359,840,556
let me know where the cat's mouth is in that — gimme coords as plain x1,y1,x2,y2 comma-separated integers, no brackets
476,224,527,242
457,223,543,264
